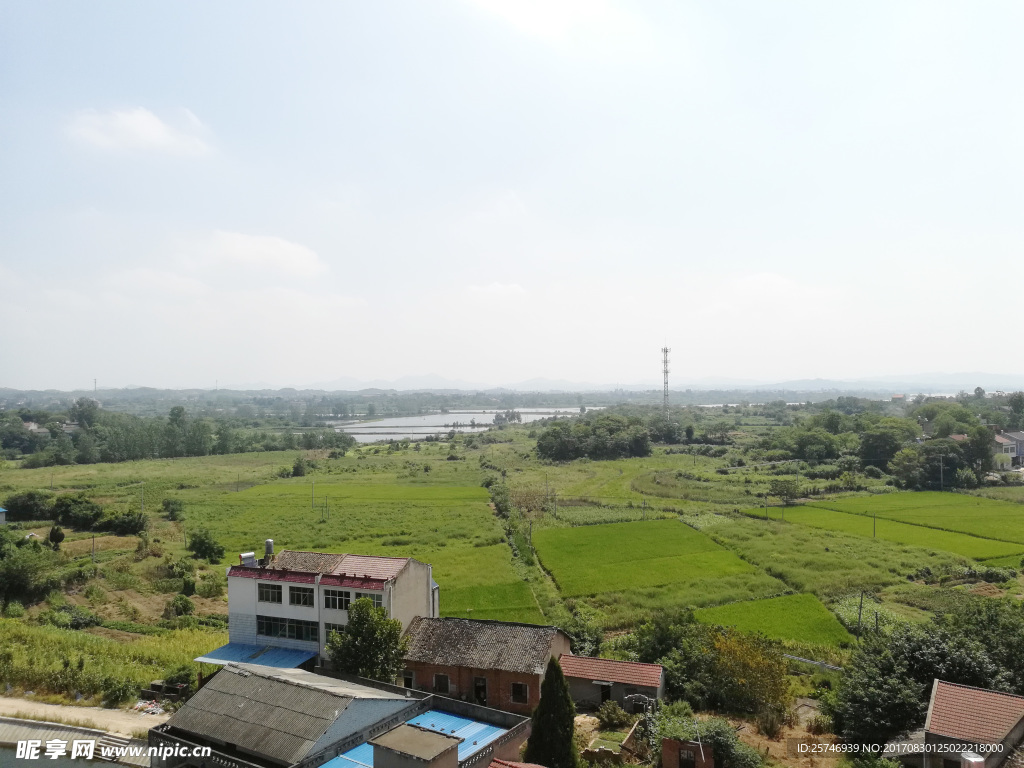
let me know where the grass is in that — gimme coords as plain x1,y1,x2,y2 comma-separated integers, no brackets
532,519,787,627
808,492,1024,546
695,593,853,646
694,511,965,600
774,505,1024,561
0,619,227,702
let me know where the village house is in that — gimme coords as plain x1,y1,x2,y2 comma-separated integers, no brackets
401,617,571,715
993,434,1018,466
149,663,530,768
891,680,1024,768
206,543,439,669
557,654,664,711
1001,431,1024,467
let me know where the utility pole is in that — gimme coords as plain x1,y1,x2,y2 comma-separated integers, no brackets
661,347,671,416
856,591,865,639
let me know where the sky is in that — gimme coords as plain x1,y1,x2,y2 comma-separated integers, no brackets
2,1,1024,391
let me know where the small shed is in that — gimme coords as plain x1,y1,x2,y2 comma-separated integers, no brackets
558,655,664,711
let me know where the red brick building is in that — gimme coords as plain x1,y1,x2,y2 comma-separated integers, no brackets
402,618,571,715
662,739,714,768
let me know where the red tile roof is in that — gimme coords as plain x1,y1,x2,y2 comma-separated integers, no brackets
926,680,1024,744
558,654,663,689
227,567,316,584
491,759,547,768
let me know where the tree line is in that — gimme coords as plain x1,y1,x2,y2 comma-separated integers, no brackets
1,399,355,467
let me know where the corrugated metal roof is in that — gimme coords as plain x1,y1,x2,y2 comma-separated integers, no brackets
404,618,563,675
319,710,507,768
407,710,507,760
194,643,318,667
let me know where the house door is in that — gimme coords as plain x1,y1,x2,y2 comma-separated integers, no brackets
600,684,611,703
679,749,696,768
474,677,488,706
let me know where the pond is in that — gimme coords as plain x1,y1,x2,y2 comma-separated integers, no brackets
331,407,599,443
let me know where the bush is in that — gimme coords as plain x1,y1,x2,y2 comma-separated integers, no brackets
196,571,226,598
101,676,137,707
863,465,884,479
596,701,632,729
97,509,148,535
163,664,196,695
807,714,833,735
292,457,308,477
167,594,195,617
755,704,787,739
3,601,25,618
187,527,225,563
3,490,55,521
181,575,196,596
53,494,103,529
162,498,185,521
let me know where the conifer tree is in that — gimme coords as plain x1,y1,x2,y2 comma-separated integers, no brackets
524,657,578,768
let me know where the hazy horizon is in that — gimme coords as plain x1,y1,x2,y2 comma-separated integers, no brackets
4,1,1023,391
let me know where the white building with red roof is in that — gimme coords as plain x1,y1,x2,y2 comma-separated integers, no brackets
211,542,439,669
557,654,664,711
920,680,1024,768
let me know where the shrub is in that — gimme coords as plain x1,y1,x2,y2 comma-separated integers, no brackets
807,714,833,735
53,494,103,529
3,601,26,618
186,528,225,563
167,594,195,617
3,490,55,521
292,457,308,477
863,465,884,479
181,575,196,596
596,701,632,730
163,664,196,695
162,499,185,521
196,572,226,598
101,676,137,707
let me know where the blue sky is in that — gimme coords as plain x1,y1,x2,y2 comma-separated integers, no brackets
2,1,1023,390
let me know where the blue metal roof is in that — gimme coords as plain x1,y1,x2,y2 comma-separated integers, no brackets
319,709,507,768
408,710,506,760
194,642,317,668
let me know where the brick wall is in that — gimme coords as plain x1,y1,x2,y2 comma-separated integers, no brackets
403,662,542,716
662,739,714,768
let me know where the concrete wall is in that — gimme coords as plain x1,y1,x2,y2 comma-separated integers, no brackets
390,561,436,630
373,744,458,768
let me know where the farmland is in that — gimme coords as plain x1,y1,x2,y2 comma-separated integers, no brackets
807,492,1024,549
532,519,787,624
770,505,1024,562
694,593,853,646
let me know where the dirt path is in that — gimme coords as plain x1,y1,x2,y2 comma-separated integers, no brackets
0,696,170,736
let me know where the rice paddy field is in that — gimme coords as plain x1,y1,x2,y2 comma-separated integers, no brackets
4,425,1023,688
806,492,1024,552
771,505,1024,562
532,519,787,623
694,593,853,646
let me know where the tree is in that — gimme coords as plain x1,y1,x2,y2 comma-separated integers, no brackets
292,456,308,477
833,632,924,747
859,428,905,470
48,525,65,550
524,657,578,768
889,447,924,489
2,491,54,521
326,597,408,682
187,527,225,562
768,479,800,505
69,397,99,428
1009,392,1024,416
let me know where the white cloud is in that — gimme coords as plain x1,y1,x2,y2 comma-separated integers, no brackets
467,282,526,298
66,107,210,155
189,231,328,277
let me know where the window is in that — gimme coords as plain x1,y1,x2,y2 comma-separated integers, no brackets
434,674,450,694
257,615,287,638
403,671,414,689
511,682,528,704
257,615,319,643
324,589,351,610
258,583,282,603
290,586,314,607
355,591,383,609
324,623,345,639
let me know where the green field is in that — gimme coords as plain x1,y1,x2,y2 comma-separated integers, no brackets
808,492,1024,550
695,593,853,646
533,519,786,605
776,505,1024,561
